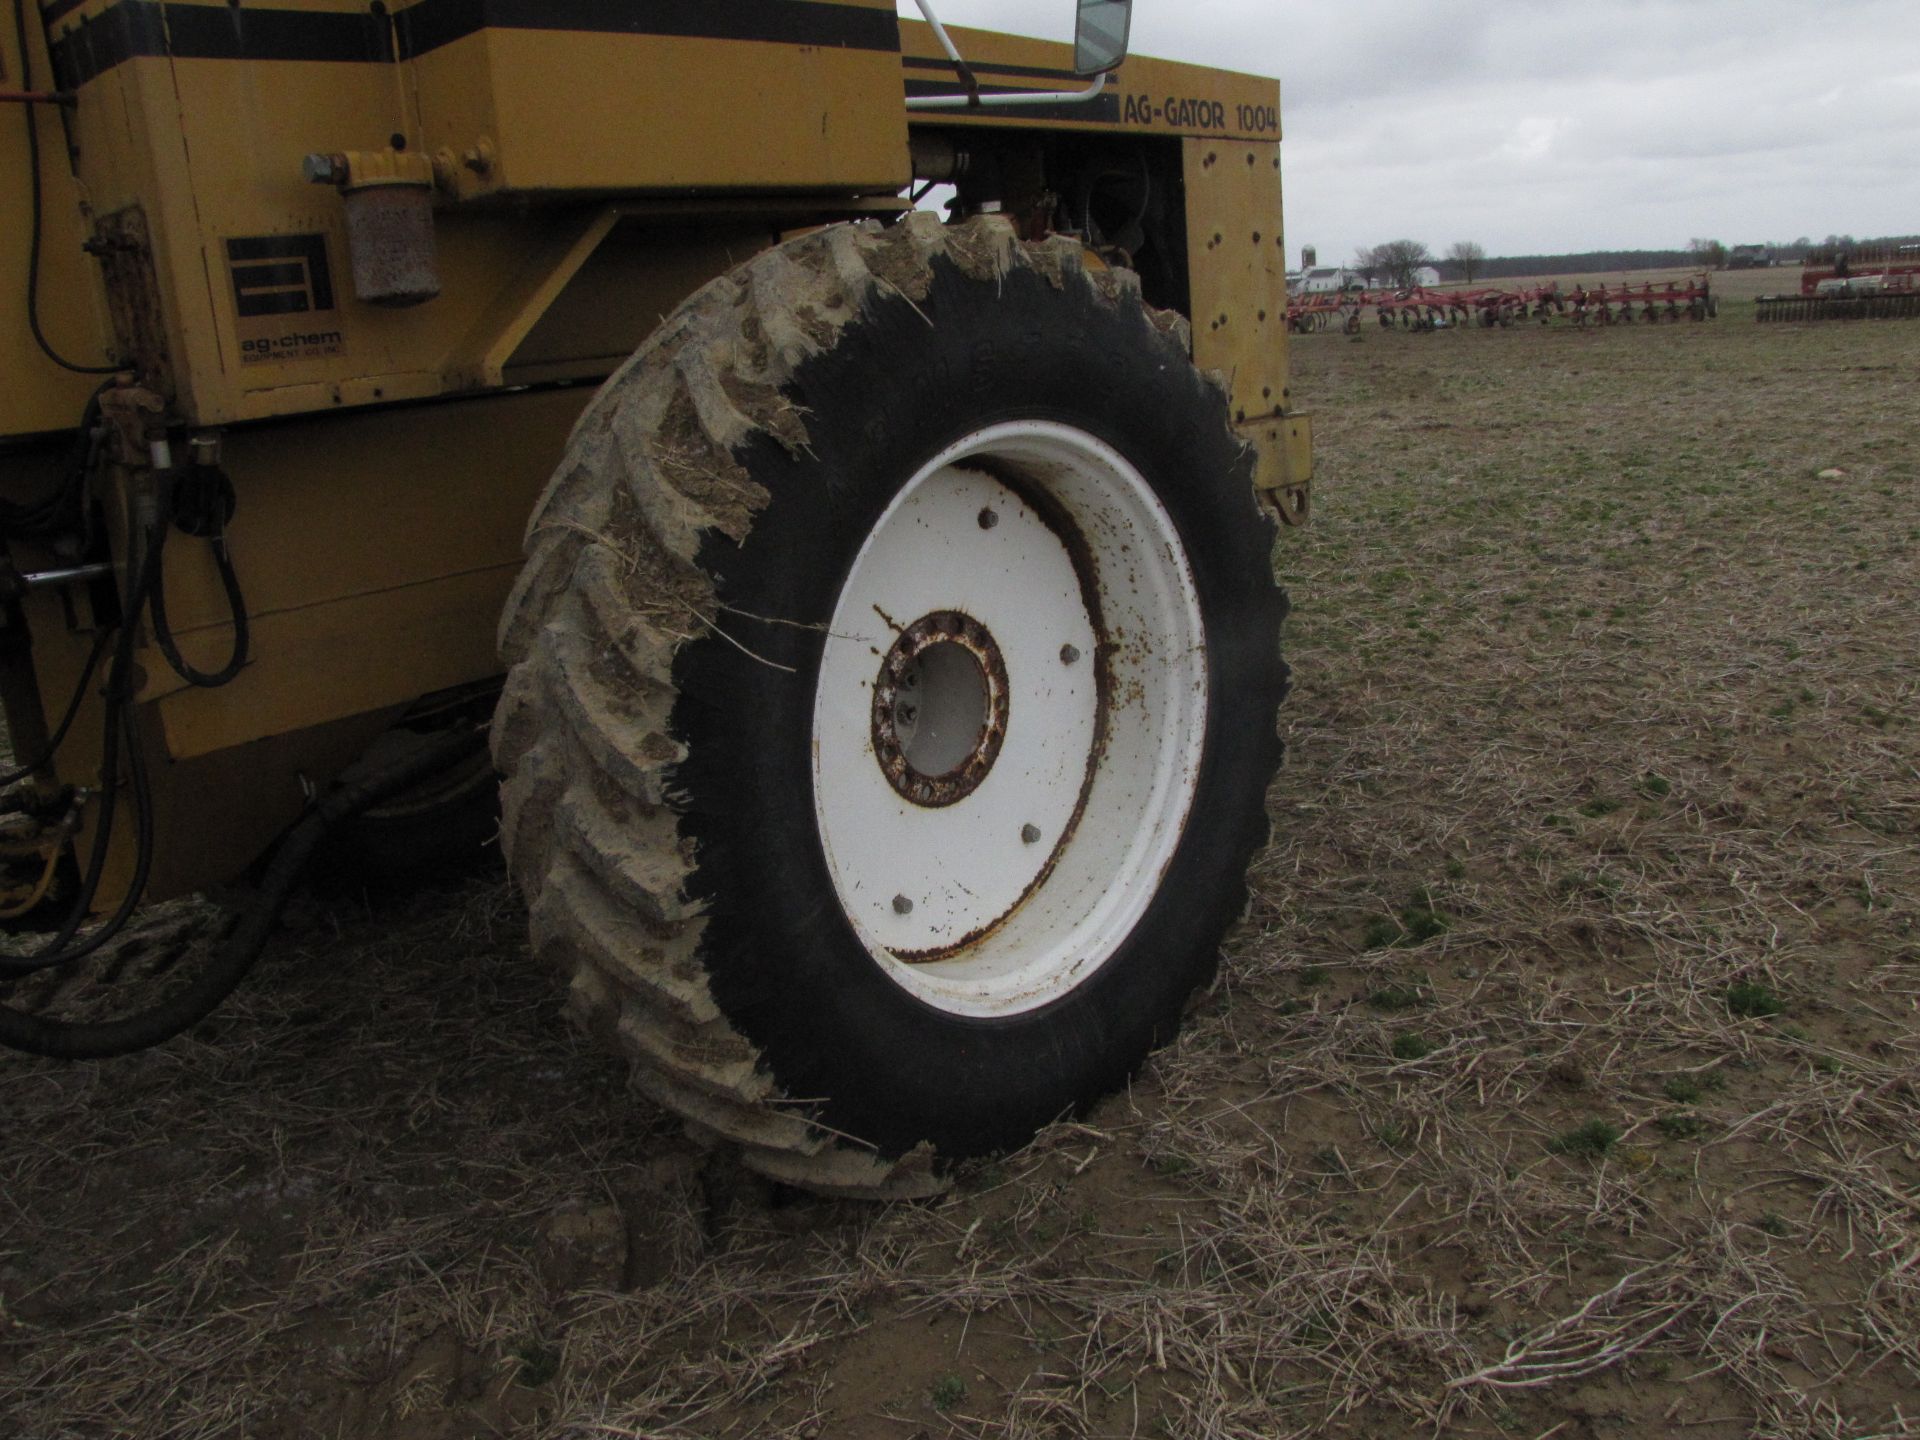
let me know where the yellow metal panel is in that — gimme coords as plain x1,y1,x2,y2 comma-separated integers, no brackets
228,368,450,422
162,49,432,415
412,28,909,200
26,5,914,431
198,209,811,424
152,563,517,759
501,218,783,380
1182,136,1311,522
138,384,581,650
51,52,251,422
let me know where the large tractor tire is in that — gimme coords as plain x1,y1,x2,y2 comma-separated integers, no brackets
492,214,1288,1197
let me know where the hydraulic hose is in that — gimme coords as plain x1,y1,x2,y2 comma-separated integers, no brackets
147,520,249,688
0,381,110,541
2,423,250,974
0,726,487,1059
0,529,161,975
10,0,118,375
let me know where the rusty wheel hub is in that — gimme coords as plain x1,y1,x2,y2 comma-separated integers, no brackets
870,611,1009,807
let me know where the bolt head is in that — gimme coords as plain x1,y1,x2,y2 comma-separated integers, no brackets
1021,824,1042,845
1059,644,1081,665
977,507,999,530
892,894,914,915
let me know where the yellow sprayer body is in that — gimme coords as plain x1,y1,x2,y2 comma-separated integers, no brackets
2,1,1308,904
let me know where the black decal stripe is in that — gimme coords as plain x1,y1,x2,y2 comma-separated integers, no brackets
397,0,899,58
161,5,392,63
47,2,163,88
49,0,897,88
904,78,1120,125
902,55,1092,84
903,78,1114,99
50,2,391,87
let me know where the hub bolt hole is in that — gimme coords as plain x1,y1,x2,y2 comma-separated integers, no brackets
896,640,989,779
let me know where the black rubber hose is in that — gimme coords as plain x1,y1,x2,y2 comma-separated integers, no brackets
10,0,118,376
0,530,162,974
0,726,488,1059
0,381,109,538
147,523,249,688
3,502,247,966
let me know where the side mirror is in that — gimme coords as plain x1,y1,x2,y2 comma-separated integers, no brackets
1073,0,1133,77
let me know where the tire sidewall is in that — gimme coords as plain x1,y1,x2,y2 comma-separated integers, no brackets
672,256,1285,1158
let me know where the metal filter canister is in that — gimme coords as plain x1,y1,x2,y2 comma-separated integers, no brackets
342,177,440,308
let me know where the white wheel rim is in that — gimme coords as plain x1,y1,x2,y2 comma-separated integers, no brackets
810,421,1207,1019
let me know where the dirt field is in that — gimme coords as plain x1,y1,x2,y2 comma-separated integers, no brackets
5,294,1918,1439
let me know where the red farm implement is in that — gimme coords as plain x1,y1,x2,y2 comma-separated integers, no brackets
1288,276,1717,334
1757,245,1920,322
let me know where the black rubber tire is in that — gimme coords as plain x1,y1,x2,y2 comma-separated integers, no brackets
493,216,1288,1195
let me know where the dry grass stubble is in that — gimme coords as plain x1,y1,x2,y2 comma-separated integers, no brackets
3,304,1918,1438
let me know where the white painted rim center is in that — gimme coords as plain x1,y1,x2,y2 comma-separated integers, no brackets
810,421,1207,1018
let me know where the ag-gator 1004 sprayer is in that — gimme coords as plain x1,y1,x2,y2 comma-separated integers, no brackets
1,0,1311,1195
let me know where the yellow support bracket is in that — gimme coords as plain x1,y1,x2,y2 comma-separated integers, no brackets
1240,409,1313,525
450,207,621,391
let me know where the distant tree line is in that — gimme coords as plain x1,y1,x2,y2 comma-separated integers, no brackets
1348,234,1920,287
1438,234,1920,281
1755,234,1919,261
1452,248,1698,280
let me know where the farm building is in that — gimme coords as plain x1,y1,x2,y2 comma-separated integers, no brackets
1298,265,1364,294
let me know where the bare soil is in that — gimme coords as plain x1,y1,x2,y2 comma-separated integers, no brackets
4,300,1918,1439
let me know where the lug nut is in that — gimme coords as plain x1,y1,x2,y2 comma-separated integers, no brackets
1060,644,1080,665
977,507,999,530
1021,824,1041,845
892,894,914,915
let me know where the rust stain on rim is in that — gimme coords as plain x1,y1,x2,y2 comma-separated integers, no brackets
886,461,1122,966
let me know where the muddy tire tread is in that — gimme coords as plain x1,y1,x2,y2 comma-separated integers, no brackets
497,217,1144,1196
494,214,1269,1197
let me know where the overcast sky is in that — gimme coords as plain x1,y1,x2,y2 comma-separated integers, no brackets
899,1,1920,263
